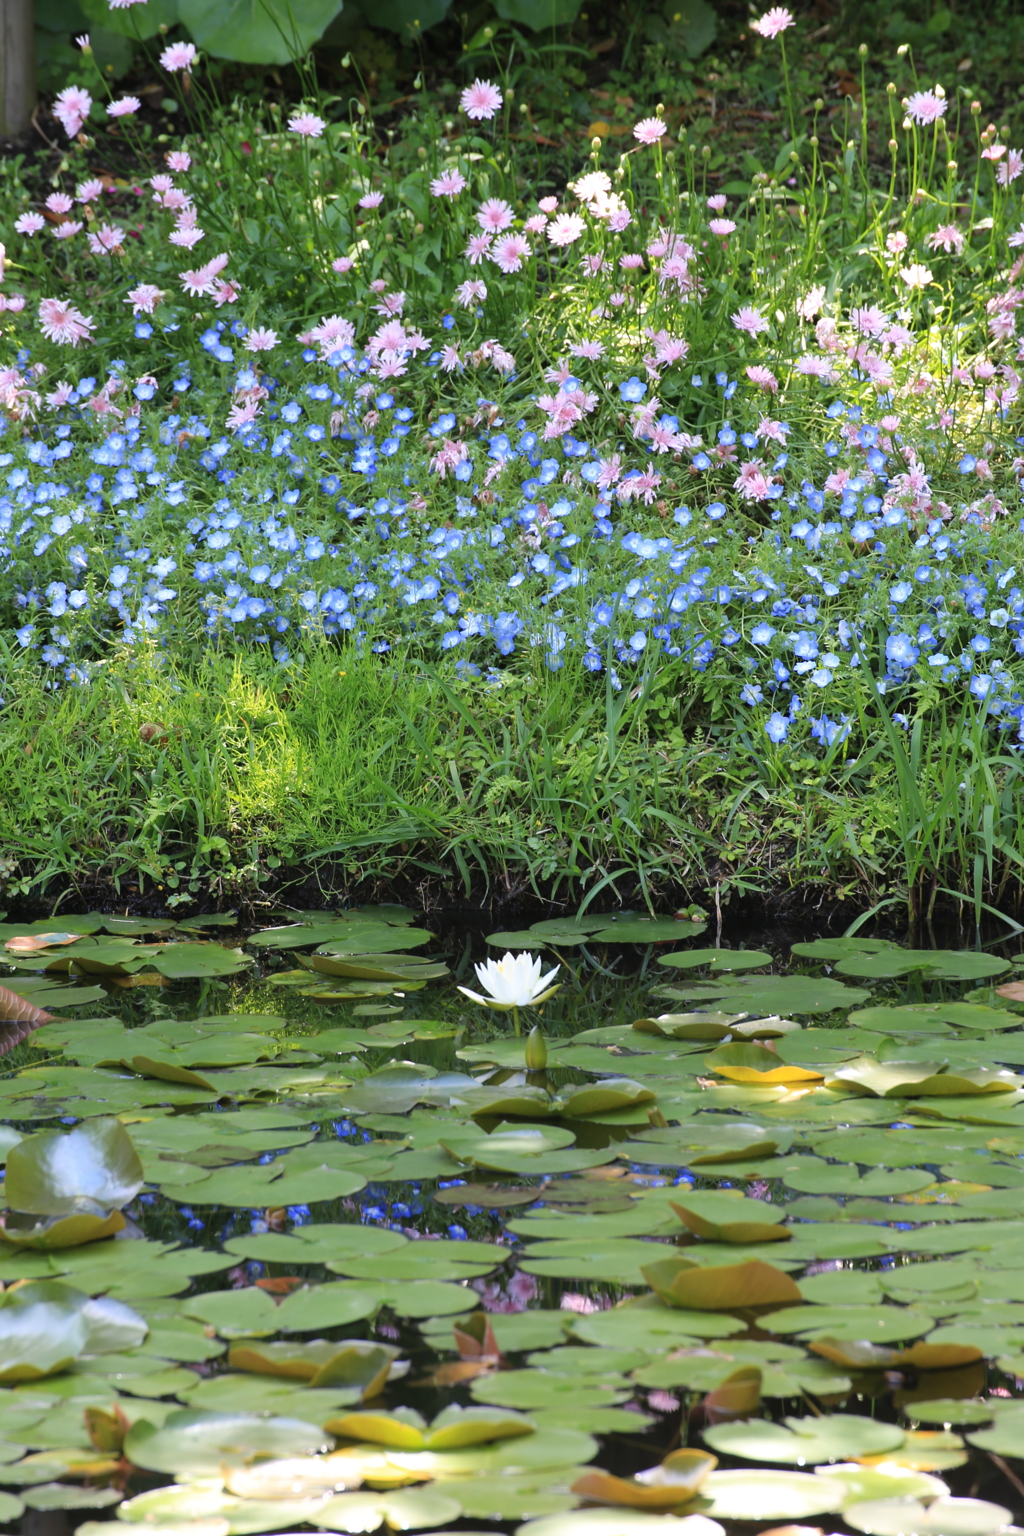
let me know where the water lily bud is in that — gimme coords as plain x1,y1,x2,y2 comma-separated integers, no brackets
525,1026,547,1070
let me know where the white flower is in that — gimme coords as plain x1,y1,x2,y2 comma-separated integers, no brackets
458,951,560,1010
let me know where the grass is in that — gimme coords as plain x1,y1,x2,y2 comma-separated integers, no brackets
4,641,1024,927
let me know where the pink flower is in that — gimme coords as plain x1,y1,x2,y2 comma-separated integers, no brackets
46,381,75,407
3,295,24,313
160,42,197,72
310,313,356,355
46,193,74,214
734,459,772,500
454,279,487,307
125,283,165,315
75,33,89,47
491,234,530,273
358,191,384,210
746,364,779,392
796,285,825,320
431,168,467,198
476,198,513,233
1008,223,1024,249
899,262,933,289
38,297,94,346
150,173,174,195
108,0,146,8
431,438,469,477
53,221,83,240
571,170,612,201
226,397,262,431
927,223,964,254
538,197,558,214
76,177,105,203
620,253,644,269
633,116,666,145
14,213,44,236
166,150,191,172
288,112,326,138
169,227,205,249
796,354,833,378
731,304,769,336
179,252,229,296
568,339,605,359
463,233,492,266
850,304,887,337
332,256,354,273
460,78,503,121
708,217,736,236
523,214,547,234
905,90,946,126
440,345,462,373
998,150,1023,186
212,279,239,306
751,6,794,38
546,213,585,247
107,96,141,117
244,327,278,351
706,194,728,211
87,223,125,254
52,85,92,137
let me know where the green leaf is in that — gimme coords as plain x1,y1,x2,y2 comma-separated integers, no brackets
703,1413,905,1464
179,0,344,61
4,1118,143,1217
493,0,581,28
658,948,773,972
124,1408,333,1475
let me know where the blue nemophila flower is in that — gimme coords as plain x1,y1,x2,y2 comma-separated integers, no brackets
971,634,991,653
619,377,647,403
970,673,994,698
890,581,912,603
740,683,764,705
765,712,789,743
886,633,919,668
792,632,819,661
959,455,977,474
751,622,776,645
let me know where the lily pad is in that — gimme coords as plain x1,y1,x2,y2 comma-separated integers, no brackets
703,1413,905,1465
123,1408,333,1475
843,1497,1013,1536
4,1117,143,1216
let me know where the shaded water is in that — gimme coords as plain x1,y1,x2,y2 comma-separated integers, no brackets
0,906,1023,1536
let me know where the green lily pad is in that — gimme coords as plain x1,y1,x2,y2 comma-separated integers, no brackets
703,1413,905,1464
836,950,1010,982
692,1468,848,1521
4,1118,143,1216
124,1408,333,1475
844,1497,1012,1536
313,1488,463,1532
658,947,773,972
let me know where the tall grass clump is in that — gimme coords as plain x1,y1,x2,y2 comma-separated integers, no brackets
1,8,1023,914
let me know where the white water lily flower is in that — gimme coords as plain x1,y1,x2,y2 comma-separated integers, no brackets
458,951,561,1011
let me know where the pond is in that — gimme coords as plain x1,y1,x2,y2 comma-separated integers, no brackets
0,903,1022,1536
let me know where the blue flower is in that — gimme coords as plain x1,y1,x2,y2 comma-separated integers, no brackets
751,622,776,645
765,712,789,743
885,633,919,668
618,376,647,403
970,634,991,653
792,631,819,661
740,683,764,705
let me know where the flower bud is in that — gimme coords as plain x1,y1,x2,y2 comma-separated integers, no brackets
525,1026,547,1070
858,43,867,57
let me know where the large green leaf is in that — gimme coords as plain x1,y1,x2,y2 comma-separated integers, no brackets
78,0,178,37
124,1408,333,1474
4,1119,143,1216
493,0,582,29
179,0,344,61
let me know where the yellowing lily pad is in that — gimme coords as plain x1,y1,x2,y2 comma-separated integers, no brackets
641,1256,802,1313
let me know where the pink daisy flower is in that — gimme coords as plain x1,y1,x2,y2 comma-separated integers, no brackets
568,339,605,359
454,279,487,307
746,364,779,392
927,223,964,254
289,112,326,137
169,227,205,249
633,117,666,145
159,42,198,73
620,253,644,269
706,194,728,211
166,150,191,172
87,223,125,254
430,168,467,198
491,234,531,273
731,304,769,336
76,177,105,203
53,222,84,240
538,197,558,214
476,198,513,233
751,6,794,38
708,218,736,236
244,327,278,352
107,96,141,117
523,214,547,234
460,78,503,121
905,90,946,126
463,233,492,266
52,85,92,138
899,262,933,289
179,252,229,296
125,284,165,315
358,191,384,210
997,150,1023,186
332,256,355,273
38,297,94,346
46,193,74,214
546,212,585,247
14,213,44,236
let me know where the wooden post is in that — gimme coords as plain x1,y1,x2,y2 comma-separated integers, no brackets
0,0,35,138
